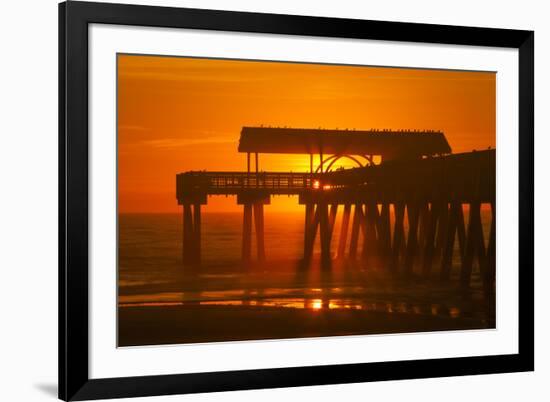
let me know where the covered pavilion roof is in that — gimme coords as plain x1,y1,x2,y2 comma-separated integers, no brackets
238,127,451,159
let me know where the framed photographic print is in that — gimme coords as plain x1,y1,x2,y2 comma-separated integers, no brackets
59,1,534,400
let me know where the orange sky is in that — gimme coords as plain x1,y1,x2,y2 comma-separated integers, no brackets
117,54,495,213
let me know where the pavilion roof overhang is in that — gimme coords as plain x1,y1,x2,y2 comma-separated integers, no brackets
238,127,451,159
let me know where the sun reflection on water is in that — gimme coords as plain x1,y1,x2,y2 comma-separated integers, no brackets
118,290,464,320
311,299,323,310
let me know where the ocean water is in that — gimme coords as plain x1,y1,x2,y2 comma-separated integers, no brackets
118,209,493,323
118,212,306,288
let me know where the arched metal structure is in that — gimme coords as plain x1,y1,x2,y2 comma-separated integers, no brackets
314,154,371,173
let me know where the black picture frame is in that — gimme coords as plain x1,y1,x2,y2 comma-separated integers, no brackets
59,1,534,400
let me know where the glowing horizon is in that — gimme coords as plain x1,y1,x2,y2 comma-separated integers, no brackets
118,55,495,213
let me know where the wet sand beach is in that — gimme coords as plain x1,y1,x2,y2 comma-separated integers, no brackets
118,303,490,346
118,212,495,347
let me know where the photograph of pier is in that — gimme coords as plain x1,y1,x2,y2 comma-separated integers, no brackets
117,54,496,346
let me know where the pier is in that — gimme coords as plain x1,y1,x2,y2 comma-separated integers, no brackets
176,127,495,293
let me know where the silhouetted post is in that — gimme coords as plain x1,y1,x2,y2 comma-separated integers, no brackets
455,204,466,259
475,205,487,279
242,203,253,265
238,193,269,266
193,203,201,265
461,201,483,288
255,152,259,173
318,203,332,270
370,203,382,261
303,203,319,263
358,204,368,243
421,202,440,278
440,202,457,281
303,203,313,262
435,202,449,259
391,203,405,273
349,203,363,259
372,203,382,258
337,204,351,259
182,204,193,265
484,202,496,294
377,203,391,265
328,204,338,239
362,202,378,267
417,203,430,253
253,203,265,262
404,201,421,279
461,152,489,289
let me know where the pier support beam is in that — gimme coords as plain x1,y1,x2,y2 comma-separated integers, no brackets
349,203,363,259
404,201,421,279
329,204,338,239
337,204,351,258
460,201,485,288
417,203,430,253
193,204,201,264
238,193,270,266
362,202,379,268
377,203,391,266
484,202,496,294
421,202,440,278
318,203,332,270
390,202,405,273
302,202,334,270
440,202,458,281
181,202,205,267
303,203,317,263
182,204,193,265
435,201,450,260
253,203,265,262
456,203,466,260
242,203,253,265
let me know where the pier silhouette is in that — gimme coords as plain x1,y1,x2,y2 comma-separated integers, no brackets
176,127,495,295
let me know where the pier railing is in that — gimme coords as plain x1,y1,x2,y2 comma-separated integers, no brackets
177,171,321,198
176,149,495,203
